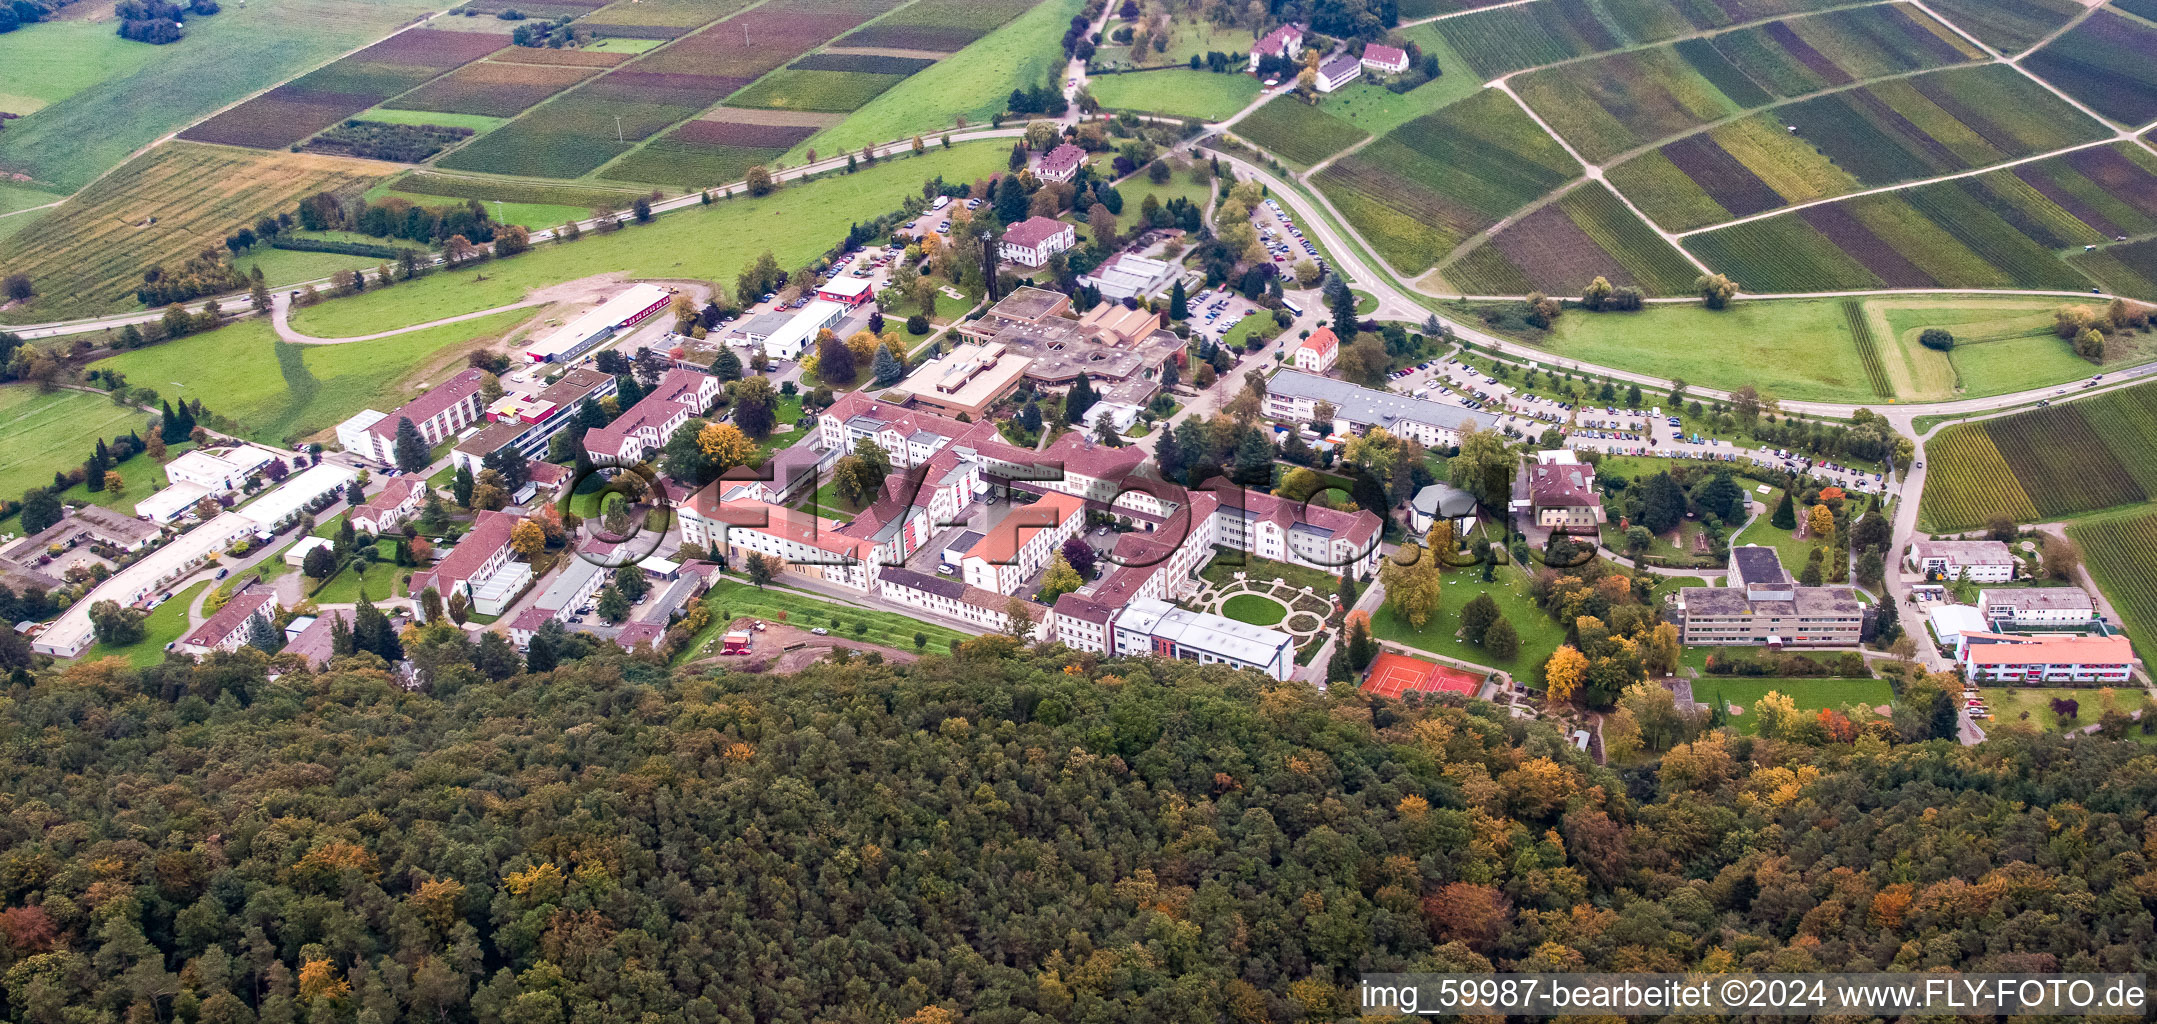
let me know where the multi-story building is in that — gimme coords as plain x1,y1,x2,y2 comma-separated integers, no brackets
1907,539,2017,582
1265,369,1496,449
452,367,618,473
336,368,489,465
1110,597,1296,680
1978,588,2098,630
1673,546,1865,647
349,477,424,535
999,216,1076,268
1291,327,1339,373
1036,142,1087,183
1248,22,1304,70
678,496,877,591
1361,43,1410,73
961,490,1086,595
877,566,1045,635
410,510,530,618
176,585,278,656
163,445,279,493
1316,54,1362,92
1514,450,1604,534
520,283,672,363
581,368,720,465
1211,488,1383,579
1957,632,2134,683
506,556,608,649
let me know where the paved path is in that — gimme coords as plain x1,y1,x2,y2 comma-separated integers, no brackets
270,290,549,344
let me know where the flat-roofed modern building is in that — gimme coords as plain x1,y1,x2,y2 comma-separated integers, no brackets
522,283,672,363
1957,632,2133,683
1907,539,2016,582
1978,588,2098,630
1265,369,1496,449
1111,597,1295,680
1674,545,1865,647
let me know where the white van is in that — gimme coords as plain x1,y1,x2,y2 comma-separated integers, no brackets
930,196,951,211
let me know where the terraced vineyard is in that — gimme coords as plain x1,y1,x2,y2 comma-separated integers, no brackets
2071,509,2157,663
1513,4,1983,164
1922,0,2086,53
1682,142,2157,295
1314,88,1580,274
1920,382,2157,531
1232,96,1371,167
2021,8,2157,125
1441,183,1700,296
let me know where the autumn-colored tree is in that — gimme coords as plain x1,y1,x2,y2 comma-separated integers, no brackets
511,519,546,560
1422,882,1507,952
697,422,758,472
1380,542,1443,629
1752,689,1799,740
297,958,349,1002
1807,503,1835,543
1543,645,1588,705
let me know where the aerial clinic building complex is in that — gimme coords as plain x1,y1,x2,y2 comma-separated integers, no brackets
521,283,672,363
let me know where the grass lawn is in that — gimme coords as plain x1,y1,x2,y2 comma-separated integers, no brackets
309,553,408,604
1089,69,1262,120
1219,311,1283,348
0,0,443,192
369,188,594,231
1701,677,1895,735
676,579,973,662
78,580,212,668
283,144,1010,339
0,385,152,502
0,181,65,217
1201,549,1342,596
233,247,385,291
781,0,1086,164
93,310,536,446
1220,592,1289,625
1315,46,1476,137
1369,561,1566,675
1118,161,1215,221
1476,295,2146,405
1980,685,2156,740
1731,493,1824,578
1099,15,1253,69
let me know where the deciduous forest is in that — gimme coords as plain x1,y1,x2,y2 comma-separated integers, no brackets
0,645,2152,1023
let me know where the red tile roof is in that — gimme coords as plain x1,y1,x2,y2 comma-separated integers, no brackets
1038,143,1086,177
360,477,416,515
368,368,485,439
182,586,276,648
1362,43,1407,66
1002,216,1071,250
414,510,521,592
1300,326,1339,358
966,491,1084,564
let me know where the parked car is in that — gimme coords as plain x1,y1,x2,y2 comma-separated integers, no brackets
811,627,830,635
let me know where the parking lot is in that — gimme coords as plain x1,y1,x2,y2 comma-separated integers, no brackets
1189,287,1268,341
1255,196,1325,275
1382,357,1887,494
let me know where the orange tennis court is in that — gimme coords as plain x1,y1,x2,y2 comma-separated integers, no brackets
1361,652,1483,698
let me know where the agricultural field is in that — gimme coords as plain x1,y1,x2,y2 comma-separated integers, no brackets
1414,0,1865,80
89,310,535,446
839,0,1039,51
2072,238,2157,299
783,0,1081,162
1314,39,1477,135
578,0,755,38
1681,141,2157,295
382,56,602,119
1918,382,2157,531
1314,88,1579,274
2071,509,2157,666
1087,69,1262,120
0,143,393,324
444,0,900,178
1477,294,2113,403
180,29,511,151
598,114,820,189
284,142,1008,337
2021,8,2157,125
0,385,152,502
725,69,911,113
1230,95,1370,166
1439,182,1700,296
1613,64,2110,232
1923,0,2087,53
1513,5,1982,164
0,0,443,193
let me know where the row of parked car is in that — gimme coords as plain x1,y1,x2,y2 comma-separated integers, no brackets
1260,198,1322,268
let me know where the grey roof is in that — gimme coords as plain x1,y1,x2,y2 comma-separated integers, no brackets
1680,585,1861,617
641,576,701,623
1320,53,1361,78
945,530,984,555
532,556,604,612
1120,597,1293,667
1413,483,1477,518
1979,588,2094,611
881,565,968,600
1268,369,1498,434
1731,546,1787,586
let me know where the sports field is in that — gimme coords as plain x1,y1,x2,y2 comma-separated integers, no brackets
0,385,151,501
90,310,534,446
285,141,1008,338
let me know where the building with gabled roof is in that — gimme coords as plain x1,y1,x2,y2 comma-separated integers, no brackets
1361,43,1409,73
1514,450,1603,534
410,510,530,618
582,368,720,465
350,477,423,536
1249,22,1304,69
452,367,617,473
999,216,1076,268
962,490,1086,595
336,368,489,465
177,584,278,657
1292,326,1339,373
1036,142,1087,182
